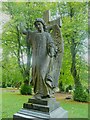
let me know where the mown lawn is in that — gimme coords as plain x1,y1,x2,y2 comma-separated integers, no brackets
58,99,88,118
1,88,89,119
2,90,31,118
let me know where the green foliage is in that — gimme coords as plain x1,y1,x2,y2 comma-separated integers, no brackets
2,56,23,88
58,81,64,92
66,85,72,93
20,84,32,95
2,82,6,88
2,2,88,103
73,86,89,102
58,2,88,94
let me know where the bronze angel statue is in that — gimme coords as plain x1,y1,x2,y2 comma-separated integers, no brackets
22,10,64,99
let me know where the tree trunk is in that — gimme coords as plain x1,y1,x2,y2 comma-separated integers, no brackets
69,4,82,88
24,30,31,85
70,38,82,88
16,26,31,85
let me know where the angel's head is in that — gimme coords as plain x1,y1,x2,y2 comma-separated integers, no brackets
34,18,46,32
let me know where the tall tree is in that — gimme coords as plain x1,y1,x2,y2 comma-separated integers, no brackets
2,2,57,86
58,2,88,101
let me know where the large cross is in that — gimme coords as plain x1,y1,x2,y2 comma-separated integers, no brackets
43,10,64,88
43,10,62,29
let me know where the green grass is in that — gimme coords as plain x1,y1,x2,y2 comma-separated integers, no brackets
2,91,31,118
58,99,88,118
1,89,89,119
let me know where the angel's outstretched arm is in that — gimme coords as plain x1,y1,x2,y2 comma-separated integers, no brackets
22,29,33,45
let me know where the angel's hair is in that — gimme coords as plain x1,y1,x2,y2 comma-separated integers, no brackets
34,18,46,31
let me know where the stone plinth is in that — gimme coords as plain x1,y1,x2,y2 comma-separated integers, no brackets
13,98,68,119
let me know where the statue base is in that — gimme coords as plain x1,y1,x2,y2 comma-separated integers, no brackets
13,97,68,119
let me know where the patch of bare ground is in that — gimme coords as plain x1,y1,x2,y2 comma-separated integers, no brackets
55,92,72,100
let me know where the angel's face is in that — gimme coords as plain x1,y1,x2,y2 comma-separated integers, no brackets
35,22,44,32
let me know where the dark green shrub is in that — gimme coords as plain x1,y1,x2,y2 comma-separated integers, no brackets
2,82,6,88
7,83,12,87
59,81,64,92
20,84,32,95
73,86,88,102
66,85,72,92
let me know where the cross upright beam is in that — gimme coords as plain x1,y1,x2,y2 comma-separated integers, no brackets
43,10,62,28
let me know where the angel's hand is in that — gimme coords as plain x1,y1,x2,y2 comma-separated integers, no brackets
54,48,58,58
48,46,58,58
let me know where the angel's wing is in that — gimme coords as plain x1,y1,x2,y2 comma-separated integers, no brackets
49,24,64,88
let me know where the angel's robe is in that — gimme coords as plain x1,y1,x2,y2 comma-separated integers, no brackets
28,31,56,96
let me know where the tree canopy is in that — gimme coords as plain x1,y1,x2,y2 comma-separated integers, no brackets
1,2,88,101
